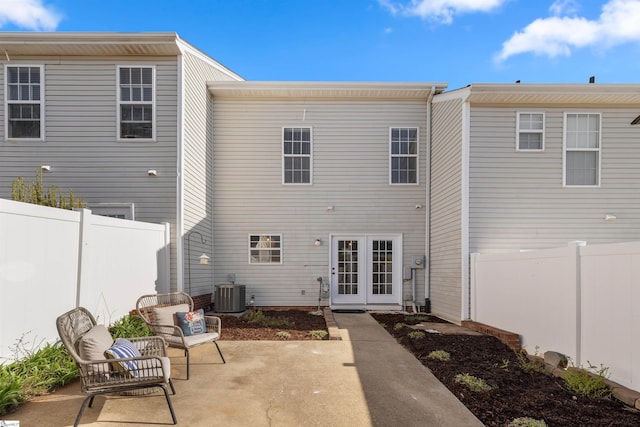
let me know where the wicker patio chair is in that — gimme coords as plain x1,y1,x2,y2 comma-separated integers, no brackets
56,307,177,427
136,292,225,379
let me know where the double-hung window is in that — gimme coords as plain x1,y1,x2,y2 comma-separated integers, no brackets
249,234,282,264
118,66,155,140
390,127,418,184
6,65,44,140
517,112,544,151
564,113,601,186
283,127,312,184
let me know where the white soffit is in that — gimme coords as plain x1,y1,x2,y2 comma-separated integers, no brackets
465,83,640,105
0,32,182,57
208,81,448,99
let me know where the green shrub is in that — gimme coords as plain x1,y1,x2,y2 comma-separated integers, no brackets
109,314,152,338
393,322,406,330
309,330,328,340
508,417,548,427
563,363,610,398
0,370,24,416
11,169,85,210
0,340,77,416
427,350,451,361
454,373,494,392
407,331,426,340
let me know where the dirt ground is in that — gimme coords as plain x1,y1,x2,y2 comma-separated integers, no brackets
371,313,640,427
218,310,640,426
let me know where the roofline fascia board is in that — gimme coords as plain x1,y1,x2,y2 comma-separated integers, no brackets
0,31,180,44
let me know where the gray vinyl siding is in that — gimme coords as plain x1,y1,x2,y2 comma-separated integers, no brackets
0,57,180,289
430,97,464,322
469,106,640,254
181,51,241,297
211,97,428,307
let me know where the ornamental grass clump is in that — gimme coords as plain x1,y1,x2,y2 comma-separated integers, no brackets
454,373,494,392
427,350,451,362
508,417,548,427
407,331,426,340
309,330,328,340
275,331,291,340
243,310,293,328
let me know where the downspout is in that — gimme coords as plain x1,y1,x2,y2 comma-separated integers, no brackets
424,85,436,313
175,43,186,292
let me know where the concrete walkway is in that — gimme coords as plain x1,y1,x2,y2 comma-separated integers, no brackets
333,312,483,427
7,312,482,426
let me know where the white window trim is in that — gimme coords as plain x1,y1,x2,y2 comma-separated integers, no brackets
389,126,420,185
4,64,45,142
248,234,283,264
282,126,313,185
563,112,602,188
116,65,156,142
516,111,545,151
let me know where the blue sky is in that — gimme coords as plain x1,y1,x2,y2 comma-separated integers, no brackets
3,0,640,90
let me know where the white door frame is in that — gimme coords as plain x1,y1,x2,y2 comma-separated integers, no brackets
329,233,403,310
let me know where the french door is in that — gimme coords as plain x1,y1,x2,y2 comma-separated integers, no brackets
330,234,402,308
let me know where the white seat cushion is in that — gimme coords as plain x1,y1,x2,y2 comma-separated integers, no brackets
164,331,219,347
138,356,171,383
152,304,190,326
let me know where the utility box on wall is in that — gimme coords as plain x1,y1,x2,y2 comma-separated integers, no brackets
214,284,246,313
411,256,426,269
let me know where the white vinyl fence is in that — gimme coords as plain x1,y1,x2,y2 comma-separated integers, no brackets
0,199,170,362
471,241,640,392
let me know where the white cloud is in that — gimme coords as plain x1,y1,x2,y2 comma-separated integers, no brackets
0,0,61,31
496,0,640,62
549,0,580,16
379,0,507,24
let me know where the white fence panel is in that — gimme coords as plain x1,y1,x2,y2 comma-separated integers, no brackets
78,210,170,324
580,242,640,390
0,200,79,361
471,240,640,392
0,200,170,363
471,244,579,358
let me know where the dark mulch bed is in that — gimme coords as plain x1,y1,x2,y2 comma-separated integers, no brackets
371,313,640,427
217,309,327,340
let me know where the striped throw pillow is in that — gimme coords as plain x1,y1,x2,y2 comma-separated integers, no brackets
105,338,141,376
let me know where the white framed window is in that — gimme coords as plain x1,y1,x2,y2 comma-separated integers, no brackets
283,127,312,184
390,127,419,184
88,203,135,220
517,112,544,151
564,113,601,187
5,65,44,140
249,234,282,264
117,66,155,140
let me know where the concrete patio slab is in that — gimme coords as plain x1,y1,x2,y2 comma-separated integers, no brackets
7,312,483,426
